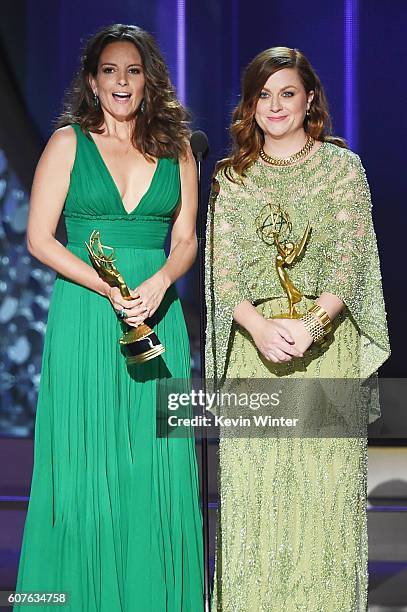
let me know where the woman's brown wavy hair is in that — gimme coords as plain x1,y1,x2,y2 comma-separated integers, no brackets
218,47,347,181
56,24,190,160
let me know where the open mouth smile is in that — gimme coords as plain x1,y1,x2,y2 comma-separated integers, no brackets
112,92,132,103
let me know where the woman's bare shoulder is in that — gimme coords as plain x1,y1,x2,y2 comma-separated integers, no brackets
41,125,77,170
48,125,76,148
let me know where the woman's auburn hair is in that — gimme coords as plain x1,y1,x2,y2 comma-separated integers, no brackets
217,47,347,182
56,24,190,160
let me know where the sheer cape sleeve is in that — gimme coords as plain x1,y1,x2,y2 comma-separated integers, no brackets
317,153,390,379
204,171,253,387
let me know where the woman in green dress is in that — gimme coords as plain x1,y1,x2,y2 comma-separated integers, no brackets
15,24,203,611
205,47,390,611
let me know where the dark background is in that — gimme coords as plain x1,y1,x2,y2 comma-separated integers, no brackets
0,0,406,436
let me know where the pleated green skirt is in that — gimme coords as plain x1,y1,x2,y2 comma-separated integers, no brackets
15,238,204,611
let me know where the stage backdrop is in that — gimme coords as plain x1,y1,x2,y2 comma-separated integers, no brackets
0,0,406,436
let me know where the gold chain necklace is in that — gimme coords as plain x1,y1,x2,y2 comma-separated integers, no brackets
259,135,315,166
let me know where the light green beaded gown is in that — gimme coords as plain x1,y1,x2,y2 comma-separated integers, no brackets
205,143,390,612
15,124,203,611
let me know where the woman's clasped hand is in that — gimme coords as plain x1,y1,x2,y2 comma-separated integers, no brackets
250,317,314,363
104,270,170,326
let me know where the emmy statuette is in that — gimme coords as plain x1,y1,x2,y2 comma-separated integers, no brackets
256,203,311,318
85,230,165,364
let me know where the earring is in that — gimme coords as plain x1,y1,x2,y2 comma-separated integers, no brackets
306,107,311,116
93,93,100,109
140,99,146,113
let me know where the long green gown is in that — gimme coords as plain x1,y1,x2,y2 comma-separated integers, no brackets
15,123,203,611
205,143,390,611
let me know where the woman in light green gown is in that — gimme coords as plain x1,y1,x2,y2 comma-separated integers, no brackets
15,25,203,611
205,47,390,612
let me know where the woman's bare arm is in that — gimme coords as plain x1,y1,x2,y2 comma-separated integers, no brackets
27,126,109,297
315,292,344,320
160,144,198,287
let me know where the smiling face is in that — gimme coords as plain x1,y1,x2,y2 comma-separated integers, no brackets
89,41,145,121
255,68,314,141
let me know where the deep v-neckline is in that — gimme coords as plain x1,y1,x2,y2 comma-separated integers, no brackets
87,131,161,216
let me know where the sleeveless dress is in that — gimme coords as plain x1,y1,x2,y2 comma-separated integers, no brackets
15,124,203,611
